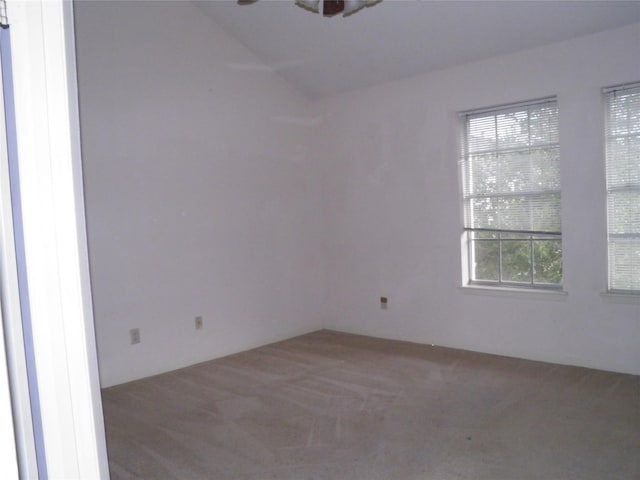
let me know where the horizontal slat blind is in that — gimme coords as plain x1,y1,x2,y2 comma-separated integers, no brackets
462,99,561,235
605,83,640,292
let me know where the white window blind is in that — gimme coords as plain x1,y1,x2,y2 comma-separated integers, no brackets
605,83,640,293
461,98,562,287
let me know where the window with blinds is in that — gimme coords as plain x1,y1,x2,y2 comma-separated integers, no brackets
604,83,640,294
460,98,562,288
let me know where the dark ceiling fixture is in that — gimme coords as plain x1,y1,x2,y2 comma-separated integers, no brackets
238,0,381,18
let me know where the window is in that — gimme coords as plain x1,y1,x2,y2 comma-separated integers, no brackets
460,98,562,289
604,83,640,294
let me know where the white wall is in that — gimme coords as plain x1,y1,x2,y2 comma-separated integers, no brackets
75,1,324,387
318,23,640,375
76,1,640,388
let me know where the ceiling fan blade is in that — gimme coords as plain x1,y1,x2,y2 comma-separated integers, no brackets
295,0,321,13
343,0,366,16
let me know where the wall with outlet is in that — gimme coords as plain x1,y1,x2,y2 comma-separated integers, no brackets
75,1,324,387
76,1,640,388
317,23,640,375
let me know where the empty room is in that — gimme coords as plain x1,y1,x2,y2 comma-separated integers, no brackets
4,0,639,478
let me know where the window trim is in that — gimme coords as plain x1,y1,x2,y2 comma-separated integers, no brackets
459,97,563,291
603,82,640,295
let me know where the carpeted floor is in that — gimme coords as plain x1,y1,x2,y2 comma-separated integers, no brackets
102,330,640,479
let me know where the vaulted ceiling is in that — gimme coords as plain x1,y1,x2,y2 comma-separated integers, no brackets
195,0,640,99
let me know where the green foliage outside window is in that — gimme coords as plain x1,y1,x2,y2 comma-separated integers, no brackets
472,234,562,285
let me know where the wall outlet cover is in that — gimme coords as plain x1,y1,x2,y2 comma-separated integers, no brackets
130,328,141,345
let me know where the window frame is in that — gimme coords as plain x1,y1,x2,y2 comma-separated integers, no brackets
466,230,562,290
603,82,640,295
460,97,563,291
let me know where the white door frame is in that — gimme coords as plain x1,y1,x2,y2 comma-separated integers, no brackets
5,0,109,477
0,21,38,479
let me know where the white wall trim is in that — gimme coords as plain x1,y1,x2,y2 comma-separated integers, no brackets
600,292,640,305
459,285,569,301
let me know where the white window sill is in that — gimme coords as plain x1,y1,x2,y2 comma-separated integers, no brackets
600,292,640,305
459,284,568,301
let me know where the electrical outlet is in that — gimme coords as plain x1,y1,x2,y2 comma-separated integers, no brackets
195,316,203,330
380,296,388,310
130,328,141,345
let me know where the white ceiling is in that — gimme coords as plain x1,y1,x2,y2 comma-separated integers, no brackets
195,0,640,99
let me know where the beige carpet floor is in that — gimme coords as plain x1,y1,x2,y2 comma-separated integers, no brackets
102,330,640,479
